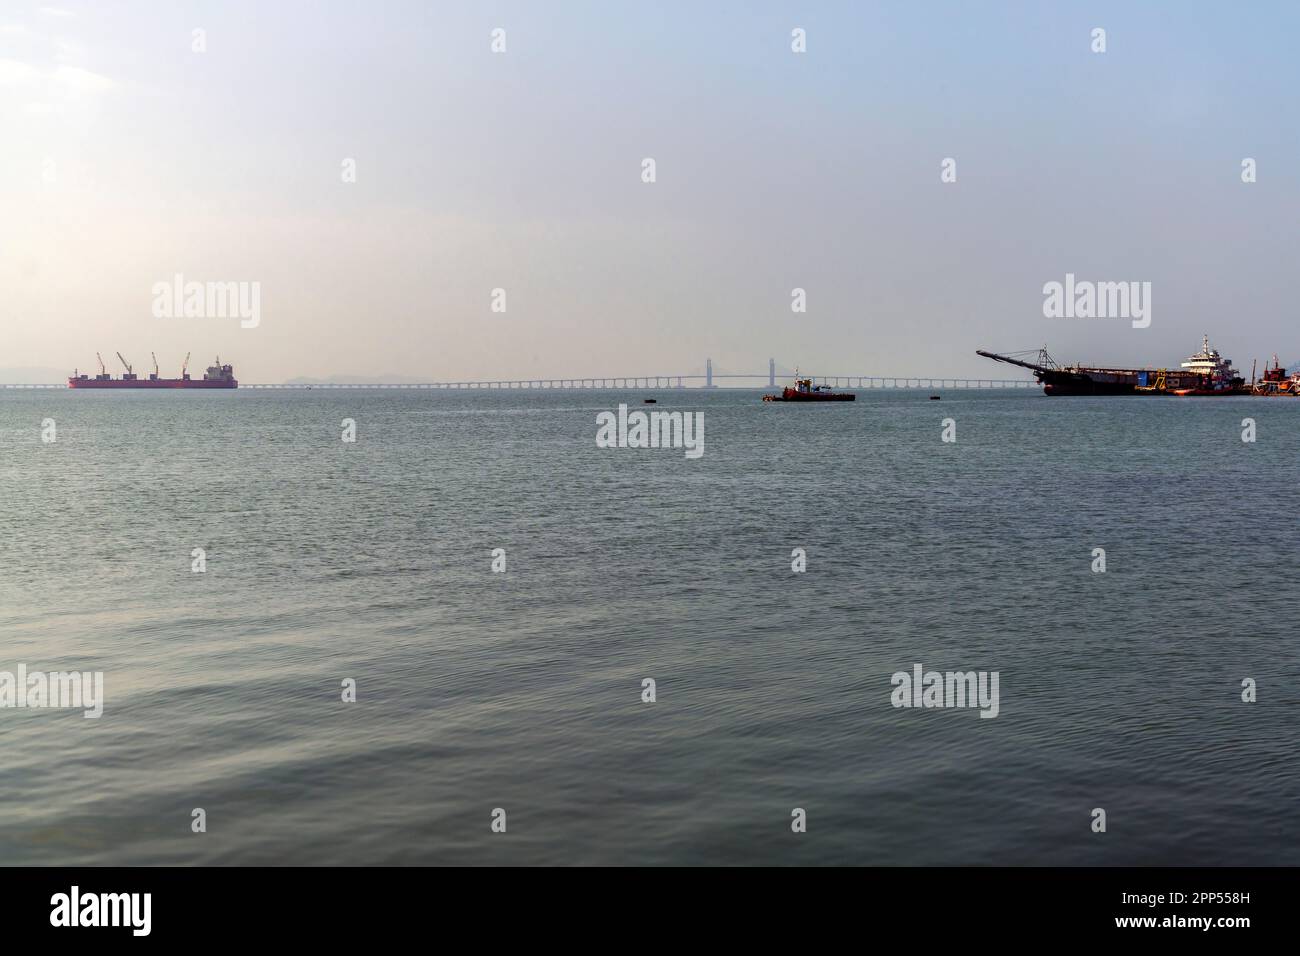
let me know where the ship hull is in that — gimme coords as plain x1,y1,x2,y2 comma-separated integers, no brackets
1037,369,1242,397
68,378,237,389
763,391,855,402
1040,372,1143,396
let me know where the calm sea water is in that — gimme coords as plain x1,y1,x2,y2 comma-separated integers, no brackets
1,388,1296,866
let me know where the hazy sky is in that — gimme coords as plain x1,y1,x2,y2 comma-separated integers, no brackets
3,1,1298,382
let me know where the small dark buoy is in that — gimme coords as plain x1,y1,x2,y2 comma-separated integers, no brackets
929,395,941,400
643,398,657,404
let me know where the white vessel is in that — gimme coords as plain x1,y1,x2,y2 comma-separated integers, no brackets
1176,335,1241,392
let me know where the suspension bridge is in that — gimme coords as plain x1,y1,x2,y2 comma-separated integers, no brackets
4,359,1037,390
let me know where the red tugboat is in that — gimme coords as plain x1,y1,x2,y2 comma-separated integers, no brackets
69,352,238,389
763,371,855,402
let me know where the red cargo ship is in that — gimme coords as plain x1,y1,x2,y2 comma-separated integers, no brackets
68,352,237,389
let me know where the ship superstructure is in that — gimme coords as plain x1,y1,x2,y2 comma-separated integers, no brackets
1172,335,1242,393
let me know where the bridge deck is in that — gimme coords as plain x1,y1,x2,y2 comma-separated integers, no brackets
6,377,1036,390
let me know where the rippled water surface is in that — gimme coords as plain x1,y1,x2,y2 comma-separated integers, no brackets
1,388,1296,865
